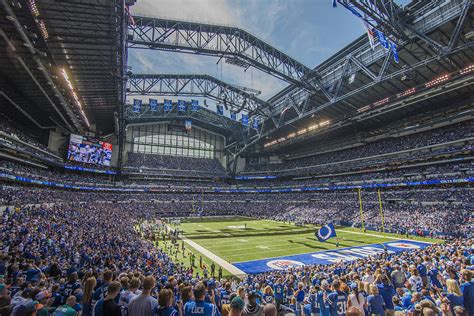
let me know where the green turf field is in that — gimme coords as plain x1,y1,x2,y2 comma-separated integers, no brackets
178,216,440,263
156,216,441,278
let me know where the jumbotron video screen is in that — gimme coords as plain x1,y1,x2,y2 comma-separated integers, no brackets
67,134,112,166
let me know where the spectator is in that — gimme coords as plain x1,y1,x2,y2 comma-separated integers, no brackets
367,285,384,316
242,291,263,316
184,282,217,316
54,296,77,316
128,276,158,316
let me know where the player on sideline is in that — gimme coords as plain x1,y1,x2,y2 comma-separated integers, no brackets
184,282,217,316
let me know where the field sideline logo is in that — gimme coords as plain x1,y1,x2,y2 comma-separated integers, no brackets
386,242,420,249
266,259,304,270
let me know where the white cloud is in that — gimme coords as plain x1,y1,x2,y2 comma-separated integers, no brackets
131,0,238,25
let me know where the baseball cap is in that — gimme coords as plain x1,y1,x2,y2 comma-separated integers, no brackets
231,296,244,310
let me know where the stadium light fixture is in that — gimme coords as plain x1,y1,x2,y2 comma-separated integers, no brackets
61,68,90,127
425,74,449,88
264,120,331,148
38,20,49,40
373,97,390,107
297,128,307,135
460,64,474,75
397,88,416,98
27,0,40,17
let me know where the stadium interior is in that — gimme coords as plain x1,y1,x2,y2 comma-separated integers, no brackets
0,0,473,316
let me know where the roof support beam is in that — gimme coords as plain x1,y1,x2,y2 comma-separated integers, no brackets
128,17,312,89
127,74,271,116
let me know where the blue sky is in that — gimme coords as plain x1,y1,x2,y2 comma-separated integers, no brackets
128,0,373,102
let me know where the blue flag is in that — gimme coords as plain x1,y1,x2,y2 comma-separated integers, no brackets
178,99,186,112
217,104,224,115
191,99,200,111
149,98,157,112
132,99,142,113
164,99,172,112
316,223,337,242
252,118,259,129
241,114,249,126
230,112,237,121
390,41,399,63
375,29,389,49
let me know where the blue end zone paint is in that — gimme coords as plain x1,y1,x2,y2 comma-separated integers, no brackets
233,240,431,275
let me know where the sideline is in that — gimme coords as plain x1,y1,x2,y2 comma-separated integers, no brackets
168,225,247,277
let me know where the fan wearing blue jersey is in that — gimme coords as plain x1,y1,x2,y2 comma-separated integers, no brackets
308,286,320,316
294,282,306,314
156,288,182,316
273,279,284,309
460,270,474,316
317,280,332,316
92,270,113,304
367,285,385,316
326,280,348,316
184,282,217,316
220,283,232,305
63,272,81,298
263,285,275,305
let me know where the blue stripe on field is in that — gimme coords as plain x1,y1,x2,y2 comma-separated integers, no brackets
233,240,431,275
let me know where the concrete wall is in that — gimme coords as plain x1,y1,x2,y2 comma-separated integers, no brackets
48,129,68,156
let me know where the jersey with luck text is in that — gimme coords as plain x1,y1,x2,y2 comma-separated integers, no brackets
184,300,217,316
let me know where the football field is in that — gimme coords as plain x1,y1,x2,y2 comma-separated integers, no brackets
172,216,439,276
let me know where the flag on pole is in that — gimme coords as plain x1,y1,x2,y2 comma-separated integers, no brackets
362,21,376,50
390,41,399,63
315,223,337,242
375,29,389,49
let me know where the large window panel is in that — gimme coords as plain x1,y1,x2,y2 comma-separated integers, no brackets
131,124,222,159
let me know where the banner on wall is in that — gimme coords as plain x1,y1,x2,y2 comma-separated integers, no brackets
191,99,200,111
132,99,142,113
178,99,187,112
149,98,158,112
164,99,173,112
252,118,260,129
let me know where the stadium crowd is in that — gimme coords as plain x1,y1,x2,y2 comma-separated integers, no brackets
125,153,227,176
1,183,471,237
0,118,61,165
0,198,472,316
244,122,473,174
